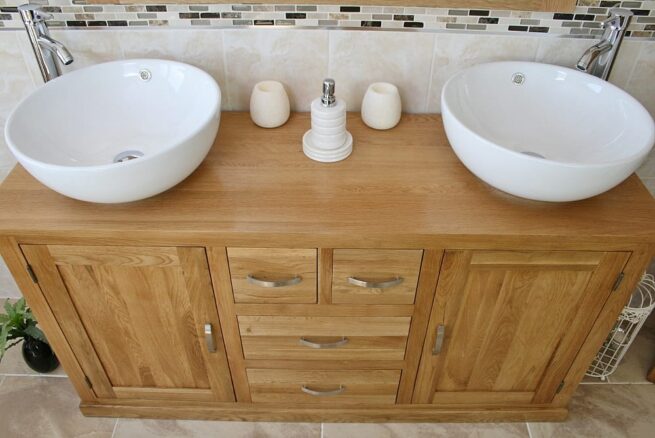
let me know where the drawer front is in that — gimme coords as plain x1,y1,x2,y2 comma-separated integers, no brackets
332,249,423,304
227,248,317,303
238,316,411,360
247,369,401,405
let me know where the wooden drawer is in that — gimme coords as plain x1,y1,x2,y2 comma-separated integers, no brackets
227,248,317,303
238,316,411,360
247,369,401,405
332,249,423,304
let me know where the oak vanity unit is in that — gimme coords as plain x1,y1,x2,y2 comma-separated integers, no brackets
0,113,653,422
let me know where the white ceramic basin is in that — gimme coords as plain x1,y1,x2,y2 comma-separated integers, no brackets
5,59,220,203
442,61,655,202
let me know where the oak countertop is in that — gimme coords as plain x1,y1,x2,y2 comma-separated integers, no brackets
0,112,654,249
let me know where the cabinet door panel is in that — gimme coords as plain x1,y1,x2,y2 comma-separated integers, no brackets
22,245,234,402
413,250,629,405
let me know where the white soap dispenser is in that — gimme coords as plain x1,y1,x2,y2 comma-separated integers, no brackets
303,78,353,162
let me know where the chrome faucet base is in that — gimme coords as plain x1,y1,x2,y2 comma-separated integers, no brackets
19,3,73,83
576,8,632,81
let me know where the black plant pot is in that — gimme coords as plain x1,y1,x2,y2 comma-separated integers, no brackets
21,337,59,373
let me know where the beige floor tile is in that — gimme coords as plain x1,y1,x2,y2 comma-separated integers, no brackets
529,384,655,438
0,376,115,438
609,325,655,384
322,422,529,438
0,338,66,376
114,419,320,438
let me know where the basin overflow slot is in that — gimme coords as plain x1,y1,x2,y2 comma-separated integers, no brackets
113,150,144,164
521,151,546,159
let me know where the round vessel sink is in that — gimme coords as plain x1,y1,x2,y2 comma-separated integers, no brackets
441,61,654,202
5,59,220,203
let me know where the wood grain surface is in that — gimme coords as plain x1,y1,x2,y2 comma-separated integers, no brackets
1,113,653,249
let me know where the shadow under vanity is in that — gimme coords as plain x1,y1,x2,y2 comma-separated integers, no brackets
0,113,653,422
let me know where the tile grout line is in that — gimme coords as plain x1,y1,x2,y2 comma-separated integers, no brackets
0,373,68,378
526,421,533,438
320,422,324,438
423,32,438,113
110,418,119,438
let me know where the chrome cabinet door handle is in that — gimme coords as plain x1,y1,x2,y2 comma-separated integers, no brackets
247,274,302,288
299,336,349,349
432,324,445,355
301,385,345,397
347,276,404,289
204,323,216,353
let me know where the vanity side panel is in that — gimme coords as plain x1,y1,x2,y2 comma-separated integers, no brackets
0,237,96,402
20,245,116,398
551,246,654,407
531,251,630,403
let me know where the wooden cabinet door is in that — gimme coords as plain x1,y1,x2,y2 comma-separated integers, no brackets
413,250,629,405
22,245,234,402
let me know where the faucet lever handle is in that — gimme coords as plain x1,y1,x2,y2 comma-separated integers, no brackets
35,11,53,21
601,15,620,30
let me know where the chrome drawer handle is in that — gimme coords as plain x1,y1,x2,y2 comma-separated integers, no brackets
432,324,445,355
347,276,404,289
247,274,302,288
204,323,216,353
299,336,349,349
301,385,345,397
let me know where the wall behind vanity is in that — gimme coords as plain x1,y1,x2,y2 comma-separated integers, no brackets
0,0,654,297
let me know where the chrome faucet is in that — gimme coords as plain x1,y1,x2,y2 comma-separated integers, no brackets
576,8,632,80
18,4,73,82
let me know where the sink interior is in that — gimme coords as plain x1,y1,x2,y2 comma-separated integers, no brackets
445,63,653,166
7,61,219,168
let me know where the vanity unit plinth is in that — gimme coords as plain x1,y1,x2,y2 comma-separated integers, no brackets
0,113,653,423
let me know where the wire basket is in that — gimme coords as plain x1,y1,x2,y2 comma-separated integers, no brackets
586,273,655,380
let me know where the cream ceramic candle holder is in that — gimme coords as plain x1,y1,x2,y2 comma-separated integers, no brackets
361,82,402,130
250,81,290,128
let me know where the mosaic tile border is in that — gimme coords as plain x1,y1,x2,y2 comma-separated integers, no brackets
0,1,653,39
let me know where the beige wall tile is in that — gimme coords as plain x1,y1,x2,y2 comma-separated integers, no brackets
114,418,320,437
609,326,655,384
0,31,37,120
223,29,329,112
641,177,655,197
427,33,540,113
323,423,529,438
0,32,34,300
624,42,655,118
16,32,45,88
48,29,124,72
529,384,655,438
118,29,228,109
608,39,642,90
0,257,21,299
535,37,600,68
637,150,655,180
328,31,435,113
0,141,16,184
0,376,116,437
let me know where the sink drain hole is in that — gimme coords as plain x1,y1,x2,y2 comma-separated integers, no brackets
113,150,144,163
521,151,546,159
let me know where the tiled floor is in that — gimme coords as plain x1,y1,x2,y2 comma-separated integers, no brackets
0,319,653,437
